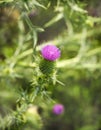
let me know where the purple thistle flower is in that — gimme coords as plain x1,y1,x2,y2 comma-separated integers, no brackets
52,104,64,115
41,45,61,61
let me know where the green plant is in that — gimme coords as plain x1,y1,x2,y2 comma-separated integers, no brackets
0,0,101,130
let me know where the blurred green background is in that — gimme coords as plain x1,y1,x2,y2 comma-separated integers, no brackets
0,0,101,130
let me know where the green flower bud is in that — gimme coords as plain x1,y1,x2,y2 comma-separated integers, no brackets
39,59,56,75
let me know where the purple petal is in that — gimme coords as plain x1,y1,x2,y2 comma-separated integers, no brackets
41,45,61,61
52,104,64,115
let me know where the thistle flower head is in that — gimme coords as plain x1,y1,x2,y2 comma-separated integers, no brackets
41,45,61,61
52,104,64,115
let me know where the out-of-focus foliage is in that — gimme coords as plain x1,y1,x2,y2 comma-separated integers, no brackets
0,0,101,130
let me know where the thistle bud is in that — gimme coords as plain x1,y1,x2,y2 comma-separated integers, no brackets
39,45,61,75
41,45,61,61
52,104,64,115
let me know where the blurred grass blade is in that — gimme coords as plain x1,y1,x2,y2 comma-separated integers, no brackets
56,79,65,86
0,0,13,4
32,0,47,9
68,2,87,13
44,13,63,28
32,30,37,50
